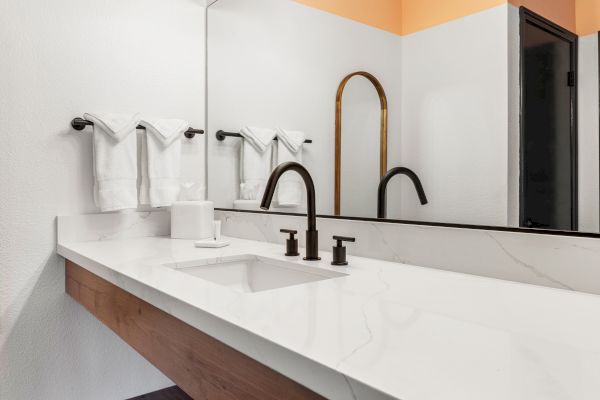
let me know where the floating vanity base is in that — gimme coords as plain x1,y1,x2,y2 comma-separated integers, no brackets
64,260,324,400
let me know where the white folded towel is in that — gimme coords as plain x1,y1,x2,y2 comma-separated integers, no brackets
139,118,188,207
84,112,140,212
239,126,277,200
275,127,306,207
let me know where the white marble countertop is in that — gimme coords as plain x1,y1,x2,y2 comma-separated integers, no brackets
58,235,600,400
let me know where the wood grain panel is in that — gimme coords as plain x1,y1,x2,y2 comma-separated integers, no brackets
65,260,325,400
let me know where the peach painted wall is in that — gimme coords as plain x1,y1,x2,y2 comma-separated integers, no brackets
512,0,600,35
510,0,576,32
296,0,597,36
401,0,504,35
577,0,600,36
293,0,402,35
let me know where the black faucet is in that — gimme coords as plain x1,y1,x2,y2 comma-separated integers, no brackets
377,167,428,218
260,162,320,260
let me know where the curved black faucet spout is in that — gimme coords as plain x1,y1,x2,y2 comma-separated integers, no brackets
261,162,320,260
377,167,428,219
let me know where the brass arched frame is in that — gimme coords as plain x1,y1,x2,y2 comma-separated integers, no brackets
335,71,388,215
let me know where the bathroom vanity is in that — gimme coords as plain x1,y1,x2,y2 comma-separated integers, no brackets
59,1,600,399
4,0,600,399
57,212,600,400
63,258,324,400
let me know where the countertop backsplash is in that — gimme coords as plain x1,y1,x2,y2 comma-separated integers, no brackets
216,210,600,295
58,210,600,295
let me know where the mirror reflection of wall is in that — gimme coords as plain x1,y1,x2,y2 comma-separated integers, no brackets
207,0,402,216
207,0,600,233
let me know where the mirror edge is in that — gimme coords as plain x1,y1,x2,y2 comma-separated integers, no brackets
215,208,600,239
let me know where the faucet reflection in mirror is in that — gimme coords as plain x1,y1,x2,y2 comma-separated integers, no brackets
261,162,320,260
378,167,428,219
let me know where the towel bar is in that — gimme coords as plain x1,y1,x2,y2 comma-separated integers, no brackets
215,130,312,143
71,117,204,139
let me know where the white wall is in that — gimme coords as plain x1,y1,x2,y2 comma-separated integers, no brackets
206,0,402,215
398,5,510,225
578,33,600,232
0,0,206,398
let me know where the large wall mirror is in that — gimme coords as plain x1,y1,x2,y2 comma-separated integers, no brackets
206,0,600,234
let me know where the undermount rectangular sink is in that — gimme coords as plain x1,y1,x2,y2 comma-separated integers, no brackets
168,255,347,293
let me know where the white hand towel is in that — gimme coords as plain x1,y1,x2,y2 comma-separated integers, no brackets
139,118,188,207
84,112,140,212
239,126,276,200
275,127,306,207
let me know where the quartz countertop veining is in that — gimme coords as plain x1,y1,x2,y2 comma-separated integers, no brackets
57,235,600,400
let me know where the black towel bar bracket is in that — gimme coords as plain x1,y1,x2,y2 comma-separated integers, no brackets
71,117,204,139
215,130,312,143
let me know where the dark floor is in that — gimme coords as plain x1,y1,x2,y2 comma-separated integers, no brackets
127,386,192,400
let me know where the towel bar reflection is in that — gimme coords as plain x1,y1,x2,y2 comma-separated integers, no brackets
71,118,205,139
216,130,312,143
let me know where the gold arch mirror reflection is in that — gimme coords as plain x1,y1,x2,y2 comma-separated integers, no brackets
334,71,388,216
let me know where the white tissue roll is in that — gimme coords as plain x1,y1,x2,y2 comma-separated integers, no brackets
171,201,214,240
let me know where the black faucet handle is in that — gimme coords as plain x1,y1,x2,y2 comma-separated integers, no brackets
280,229,299,256
331,235,355,266
280,228,298,237
333,235,355,246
